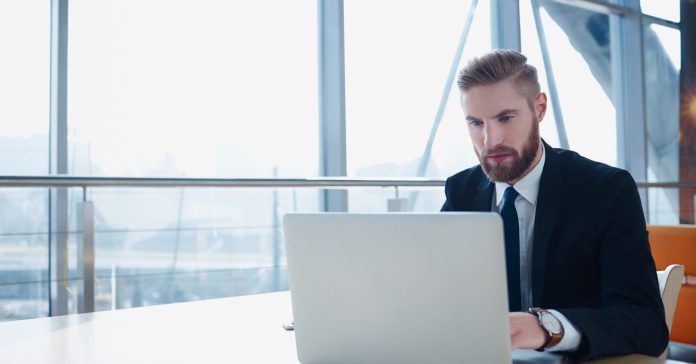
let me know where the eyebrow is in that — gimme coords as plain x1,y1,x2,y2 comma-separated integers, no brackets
466,108,520,122
493,108,520,118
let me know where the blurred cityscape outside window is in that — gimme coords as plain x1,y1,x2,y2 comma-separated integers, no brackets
0,1,685,321
0,0,51,321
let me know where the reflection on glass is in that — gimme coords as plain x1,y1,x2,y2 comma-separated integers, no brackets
522,1,616,166
644,24,680,224
345,0,490,179
344,0,490,211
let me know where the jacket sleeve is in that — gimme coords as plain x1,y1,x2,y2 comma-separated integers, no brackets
557,170,668,360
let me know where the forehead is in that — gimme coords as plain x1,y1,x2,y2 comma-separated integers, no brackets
461,80,529,118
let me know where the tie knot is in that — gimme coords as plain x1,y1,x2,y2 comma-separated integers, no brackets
503,186,519,205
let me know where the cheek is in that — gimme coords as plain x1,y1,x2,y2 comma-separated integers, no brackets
511,124,532,144
467,127,484,146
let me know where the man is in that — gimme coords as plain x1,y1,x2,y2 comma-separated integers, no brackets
441,49,668,359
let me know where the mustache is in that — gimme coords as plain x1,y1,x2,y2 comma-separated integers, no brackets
481,145,518,158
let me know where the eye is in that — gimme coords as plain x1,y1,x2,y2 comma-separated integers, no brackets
499,114,513,122
468,119,483,126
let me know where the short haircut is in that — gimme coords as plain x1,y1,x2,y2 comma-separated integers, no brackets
457,49,541,108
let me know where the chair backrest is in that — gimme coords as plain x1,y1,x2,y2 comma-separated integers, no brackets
658,264,685,332
657,264,685,360
648,224,696,345
648,225,696,277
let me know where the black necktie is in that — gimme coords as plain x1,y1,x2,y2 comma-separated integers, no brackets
501,186,521,312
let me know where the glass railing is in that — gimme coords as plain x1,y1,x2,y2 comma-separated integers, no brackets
641,183,696,225
0,176,443,322
0,176,693,322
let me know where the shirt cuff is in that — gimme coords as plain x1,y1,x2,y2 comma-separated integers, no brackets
546,309,582,352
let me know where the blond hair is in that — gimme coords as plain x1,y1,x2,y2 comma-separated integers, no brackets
457,49,540,108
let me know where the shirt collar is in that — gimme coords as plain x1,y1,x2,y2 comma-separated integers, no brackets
495,145,545,207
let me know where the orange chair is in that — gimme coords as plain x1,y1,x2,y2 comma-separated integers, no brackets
647,225,696,345
657,264,685,359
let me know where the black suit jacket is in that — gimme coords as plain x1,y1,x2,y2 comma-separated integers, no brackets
441,141,668,359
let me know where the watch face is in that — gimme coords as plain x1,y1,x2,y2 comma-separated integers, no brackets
540,313,562,333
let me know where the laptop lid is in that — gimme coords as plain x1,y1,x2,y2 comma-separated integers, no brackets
283,212,511,364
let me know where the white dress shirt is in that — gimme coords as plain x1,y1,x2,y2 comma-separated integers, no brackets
493,147,582,352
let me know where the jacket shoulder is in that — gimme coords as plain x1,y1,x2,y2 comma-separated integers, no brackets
442,165,487,211
552,147,631,187
446,164,484,185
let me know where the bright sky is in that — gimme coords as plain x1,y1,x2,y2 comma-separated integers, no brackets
0,1,50,139
0,0,682,179
67,0,319,177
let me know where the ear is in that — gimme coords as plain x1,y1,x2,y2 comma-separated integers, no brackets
535,92,548,122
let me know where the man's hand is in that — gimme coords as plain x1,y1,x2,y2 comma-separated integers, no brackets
509,312,547,350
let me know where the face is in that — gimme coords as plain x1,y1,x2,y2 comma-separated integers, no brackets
461,80,546,184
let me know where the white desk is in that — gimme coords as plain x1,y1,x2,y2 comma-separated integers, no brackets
0,291,685,364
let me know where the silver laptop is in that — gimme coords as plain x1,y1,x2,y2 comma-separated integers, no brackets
283,212,511,364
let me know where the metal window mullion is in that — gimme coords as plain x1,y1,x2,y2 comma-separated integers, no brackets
532,0,570,149
79,189,96,313
550,0,627,15
610,0,648,217
76,201,95,313
318,0,348,212
409,0,479,210
48,0,69,316
491,0,521,51
642,14,679,30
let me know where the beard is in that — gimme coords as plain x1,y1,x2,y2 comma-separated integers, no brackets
476,120,540,183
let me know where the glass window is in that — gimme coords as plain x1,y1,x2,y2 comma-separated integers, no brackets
0,190,50,321
640,0,680,22
0,1,51,321
80,187,319,311
68,0,318,178
521,1,616,167
58,185,322,312
0,1,50,155
344,0,491,211
67,0,320,309
644,23,680,224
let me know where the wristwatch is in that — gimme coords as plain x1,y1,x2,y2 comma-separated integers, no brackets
528,308,564,351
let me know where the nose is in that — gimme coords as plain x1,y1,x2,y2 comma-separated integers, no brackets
483,121,504,151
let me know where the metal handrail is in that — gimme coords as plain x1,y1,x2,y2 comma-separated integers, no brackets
0,175,445,188
3,174,694,316
636,182,696,189
0,175,696,188
1,175,695,189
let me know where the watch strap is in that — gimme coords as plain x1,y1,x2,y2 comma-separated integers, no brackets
528,307,564,351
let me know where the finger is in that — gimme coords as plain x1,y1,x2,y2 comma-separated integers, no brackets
508,323,521,336
510,333,522,350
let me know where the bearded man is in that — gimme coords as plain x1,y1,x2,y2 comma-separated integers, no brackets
441,49,668,360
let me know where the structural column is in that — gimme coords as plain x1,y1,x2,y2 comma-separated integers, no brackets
610,0,648,217
680,0,696,224
49,0,70,316
318,0,348,212
491,0,521,51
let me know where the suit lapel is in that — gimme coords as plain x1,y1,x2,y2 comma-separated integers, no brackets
532,142,564,305
472,172,494,211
